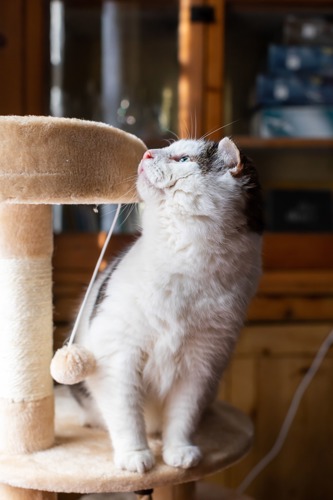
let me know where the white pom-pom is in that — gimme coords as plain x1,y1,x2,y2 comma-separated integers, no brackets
50,344,96,385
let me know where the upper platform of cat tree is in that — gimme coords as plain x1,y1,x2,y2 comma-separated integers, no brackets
0,116,145,205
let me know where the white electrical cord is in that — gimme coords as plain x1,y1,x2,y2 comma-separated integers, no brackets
67,204,122,347
237,327,333,494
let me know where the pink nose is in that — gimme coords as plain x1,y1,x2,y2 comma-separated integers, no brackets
143,150,153,160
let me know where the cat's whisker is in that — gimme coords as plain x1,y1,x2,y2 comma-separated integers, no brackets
99,204,122,218
98,185,138,220
190,112,196,140
179,117,191,140
119,203,138,229
123,184,139,200
165,129,179,142
188,113,193,140
131,220,143,233
96,205,122,223
200,119,241,141
100,202,135,224
111,174,139,188
110,175,137,198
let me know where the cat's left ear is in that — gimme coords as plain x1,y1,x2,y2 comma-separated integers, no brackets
218,137,242,176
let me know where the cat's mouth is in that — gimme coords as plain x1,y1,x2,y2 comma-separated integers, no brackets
138,160,145,175
138,163,153,186
137,165,164,197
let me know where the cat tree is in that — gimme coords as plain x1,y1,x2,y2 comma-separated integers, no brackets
0,115,253,500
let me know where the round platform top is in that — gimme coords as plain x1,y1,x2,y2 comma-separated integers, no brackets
0,115,146,204
0,389,253,494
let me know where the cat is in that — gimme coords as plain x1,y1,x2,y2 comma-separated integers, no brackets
71,136,263,474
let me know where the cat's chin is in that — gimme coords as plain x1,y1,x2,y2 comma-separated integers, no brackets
137,175,164,200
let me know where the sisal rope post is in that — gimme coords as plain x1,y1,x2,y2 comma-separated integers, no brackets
0,204,55,499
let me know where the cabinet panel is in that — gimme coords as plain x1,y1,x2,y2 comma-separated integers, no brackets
248,295,333,321
0,0,47,115
0,0,24,114
215,324,333,500
25,0,49,114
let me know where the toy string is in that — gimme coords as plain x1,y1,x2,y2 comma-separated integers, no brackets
67,204,122,347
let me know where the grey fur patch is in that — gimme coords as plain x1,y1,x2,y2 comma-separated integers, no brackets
196,141,219,173
238,152,264,234
197,141,264,234
69,381,91,407
89,259,119,323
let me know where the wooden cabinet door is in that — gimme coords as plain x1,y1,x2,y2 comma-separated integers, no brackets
217,323,333,500
0,0,48,115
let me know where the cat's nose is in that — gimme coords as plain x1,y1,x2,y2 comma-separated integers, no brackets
143,150,153,160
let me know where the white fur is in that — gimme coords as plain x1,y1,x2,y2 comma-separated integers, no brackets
75,138,262,473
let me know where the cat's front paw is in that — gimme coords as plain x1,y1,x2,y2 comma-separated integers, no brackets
114,448,155,474
163,445,202,469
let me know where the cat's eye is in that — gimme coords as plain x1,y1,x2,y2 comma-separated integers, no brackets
179,155,190,162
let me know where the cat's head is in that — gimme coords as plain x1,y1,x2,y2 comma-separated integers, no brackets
137,137,263,234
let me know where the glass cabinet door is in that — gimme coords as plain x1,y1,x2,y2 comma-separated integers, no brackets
50,0,179,148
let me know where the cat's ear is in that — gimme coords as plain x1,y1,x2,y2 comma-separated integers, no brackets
218,137,242,176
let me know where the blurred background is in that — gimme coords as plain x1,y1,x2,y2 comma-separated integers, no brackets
1,1,333,499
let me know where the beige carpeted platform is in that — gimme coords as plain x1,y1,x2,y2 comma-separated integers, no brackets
0,388,253,494
0,116,145,204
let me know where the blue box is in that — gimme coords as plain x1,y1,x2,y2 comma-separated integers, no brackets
268,44,333,77
256,74,333,106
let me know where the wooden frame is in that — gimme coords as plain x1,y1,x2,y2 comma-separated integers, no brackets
178,0,225,140
0,0,48,116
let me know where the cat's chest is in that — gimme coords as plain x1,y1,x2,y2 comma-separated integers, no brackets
141,265,216,329
140,271,218,380
142,323,199,397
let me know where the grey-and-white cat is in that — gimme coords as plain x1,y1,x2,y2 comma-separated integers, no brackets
72,137,263,474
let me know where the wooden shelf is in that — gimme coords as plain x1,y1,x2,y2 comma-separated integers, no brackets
234,136,333,150
227,0,333,12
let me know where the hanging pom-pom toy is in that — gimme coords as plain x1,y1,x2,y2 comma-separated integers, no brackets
51,344,96,385
50,205,122,385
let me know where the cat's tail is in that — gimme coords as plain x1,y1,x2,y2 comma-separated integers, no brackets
50,344,96,385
